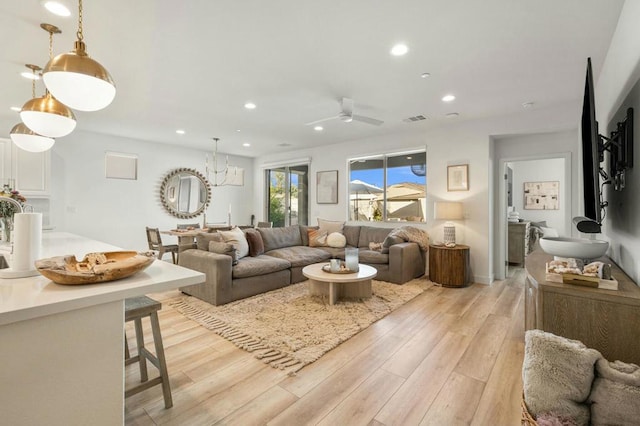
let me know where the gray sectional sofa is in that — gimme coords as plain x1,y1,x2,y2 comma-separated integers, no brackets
178,224,426,306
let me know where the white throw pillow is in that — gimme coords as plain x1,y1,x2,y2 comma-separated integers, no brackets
326,232,346,248
318,218,344,235
540,227,559,237
219,227,250,259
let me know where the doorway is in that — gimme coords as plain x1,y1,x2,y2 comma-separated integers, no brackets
266,165,309,227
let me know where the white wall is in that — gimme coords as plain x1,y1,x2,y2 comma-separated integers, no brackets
509,158,567,236
255,102,578,284
595,0,640,284
50,130,255,251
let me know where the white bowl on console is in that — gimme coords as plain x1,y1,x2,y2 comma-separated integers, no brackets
539,237,609,260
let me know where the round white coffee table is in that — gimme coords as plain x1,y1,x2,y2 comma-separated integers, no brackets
302,263,377,305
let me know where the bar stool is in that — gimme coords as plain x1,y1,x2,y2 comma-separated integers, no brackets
124,296,173,408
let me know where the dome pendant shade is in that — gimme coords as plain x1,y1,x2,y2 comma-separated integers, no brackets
10,123,56,152
43,41,116,112
20,94,77,138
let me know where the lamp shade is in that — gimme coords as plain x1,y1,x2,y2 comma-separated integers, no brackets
43,41,116,112
9,123,55,152
20,94,76,138
434,201,463,220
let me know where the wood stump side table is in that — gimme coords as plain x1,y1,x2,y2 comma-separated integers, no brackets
429,244,471,287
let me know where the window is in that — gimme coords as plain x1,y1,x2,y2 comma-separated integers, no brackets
266,164,309,227
348,151,426,222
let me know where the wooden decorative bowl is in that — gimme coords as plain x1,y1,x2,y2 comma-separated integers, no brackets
35,251,155,285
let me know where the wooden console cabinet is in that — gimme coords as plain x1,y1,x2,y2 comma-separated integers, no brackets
508,221,530,264
525,250,640,364
429,244,471,287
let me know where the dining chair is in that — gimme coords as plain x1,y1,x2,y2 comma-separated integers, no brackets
256,221,273,228
145,227,179,264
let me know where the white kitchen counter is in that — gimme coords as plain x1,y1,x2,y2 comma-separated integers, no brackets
0,232,205,425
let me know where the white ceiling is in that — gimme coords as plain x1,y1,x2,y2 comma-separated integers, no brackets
0,0,624,157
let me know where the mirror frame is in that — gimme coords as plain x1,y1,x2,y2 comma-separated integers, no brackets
160,168,211,219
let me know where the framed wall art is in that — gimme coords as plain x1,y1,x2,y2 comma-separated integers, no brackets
524,181,559,210
317,170,338,204
447,164,469,191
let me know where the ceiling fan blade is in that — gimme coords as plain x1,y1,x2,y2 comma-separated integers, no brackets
305,115,340,126
352,114,384,126
341,97,354,116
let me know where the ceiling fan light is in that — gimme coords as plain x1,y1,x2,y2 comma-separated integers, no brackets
10,123,56,152
43,41,116,112
20,95,77,137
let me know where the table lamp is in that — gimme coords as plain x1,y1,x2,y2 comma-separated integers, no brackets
434,201,463,245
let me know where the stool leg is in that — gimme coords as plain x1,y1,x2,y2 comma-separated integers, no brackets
124,331,130,360
134,318,148,382
150,311,173,409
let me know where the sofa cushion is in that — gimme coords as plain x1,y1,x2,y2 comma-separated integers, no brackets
258,226,303,252
266,246,331,267
358,226,392,248
196,232,224,251
232,255,291,279
208,240,238,265
358,249,389,264
308,229,328,247
244,229,265,257
327,232,347,248
343,225,361,248
219,227,250,259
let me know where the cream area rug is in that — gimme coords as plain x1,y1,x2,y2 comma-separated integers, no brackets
169,278,432,374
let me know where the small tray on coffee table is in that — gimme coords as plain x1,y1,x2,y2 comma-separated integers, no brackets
322,264,359,274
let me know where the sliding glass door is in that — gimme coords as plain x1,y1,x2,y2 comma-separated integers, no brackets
266,164,308,227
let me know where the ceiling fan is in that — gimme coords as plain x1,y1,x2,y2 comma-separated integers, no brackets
305,97,384,126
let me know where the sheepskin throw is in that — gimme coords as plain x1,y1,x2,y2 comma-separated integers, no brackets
388,226,430,251
588,358,640,425
522,330,602,426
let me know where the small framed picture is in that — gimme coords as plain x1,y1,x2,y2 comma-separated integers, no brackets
447,164,469,191
317,170,338,204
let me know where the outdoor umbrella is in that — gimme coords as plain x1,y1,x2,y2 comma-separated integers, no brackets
349,180,383,219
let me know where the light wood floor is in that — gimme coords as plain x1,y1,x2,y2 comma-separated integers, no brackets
125,269,526,425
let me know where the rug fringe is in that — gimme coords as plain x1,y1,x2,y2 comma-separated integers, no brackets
169,298,304,373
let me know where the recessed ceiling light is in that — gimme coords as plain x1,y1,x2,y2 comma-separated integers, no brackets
41,0,71,17
242,143,251,147
314,126,323,131
390,43,409,56
10,106,21,112
446,112,459,118
522,101,534,109
244,102,256,109
442,94,456,102
236,129,241,132
21,71,40,80
420,72,431,78
175,129,185,135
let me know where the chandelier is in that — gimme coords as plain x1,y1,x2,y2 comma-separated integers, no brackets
205,138,240,187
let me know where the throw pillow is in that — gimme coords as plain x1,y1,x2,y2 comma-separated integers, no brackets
326,232,347,248
308,229,328,247
381,235,404,254
208,241,238,265
244,228,265,257
219,227,250,259
318,218,345,235
196,232,224,251
540,227,559,237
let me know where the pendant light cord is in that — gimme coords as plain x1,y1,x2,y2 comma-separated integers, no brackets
31,69,36,99
77,0,84,41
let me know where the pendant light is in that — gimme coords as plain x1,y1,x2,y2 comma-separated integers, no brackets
42,0,115,111
11,65,56,152
20,24,76,138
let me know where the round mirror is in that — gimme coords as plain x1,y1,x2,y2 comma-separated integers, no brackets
160,168,211,219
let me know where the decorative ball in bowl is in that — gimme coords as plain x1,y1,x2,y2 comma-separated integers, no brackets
539,237,609,260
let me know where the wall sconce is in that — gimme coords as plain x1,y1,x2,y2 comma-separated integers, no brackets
434,201,463,245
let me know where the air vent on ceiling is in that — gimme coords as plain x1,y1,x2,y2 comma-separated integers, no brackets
403,115,428,123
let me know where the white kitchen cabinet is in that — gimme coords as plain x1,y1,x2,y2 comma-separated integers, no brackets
0,138,12,186
11,142,51,196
